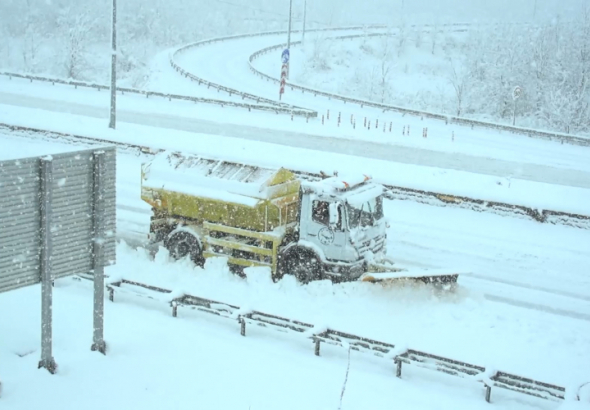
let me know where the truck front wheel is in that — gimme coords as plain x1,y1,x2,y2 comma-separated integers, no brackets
279,249,321,284
165,231,203,266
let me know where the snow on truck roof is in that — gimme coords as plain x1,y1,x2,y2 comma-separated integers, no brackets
304,175,385,206
141,153,298,206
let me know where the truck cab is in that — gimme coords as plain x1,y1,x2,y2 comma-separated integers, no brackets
278,175,388,282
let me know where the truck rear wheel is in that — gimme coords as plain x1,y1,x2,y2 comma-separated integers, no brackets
279,249,321,284
165,231,203,266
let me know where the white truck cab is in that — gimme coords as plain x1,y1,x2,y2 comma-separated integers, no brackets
278,175,388,282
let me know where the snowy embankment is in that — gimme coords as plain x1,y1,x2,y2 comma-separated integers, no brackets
112,241,590,387
1,242,589,409
0,105,589,218
277,24,590,137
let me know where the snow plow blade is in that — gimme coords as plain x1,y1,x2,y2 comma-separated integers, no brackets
359,265,460,289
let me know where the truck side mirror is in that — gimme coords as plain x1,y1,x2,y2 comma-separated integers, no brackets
329,203,339,230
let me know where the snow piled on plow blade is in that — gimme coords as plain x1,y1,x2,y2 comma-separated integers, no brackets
359,268,464,284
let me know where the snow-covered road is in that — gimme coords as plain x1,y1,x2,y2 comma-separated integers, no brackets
1,90,590,191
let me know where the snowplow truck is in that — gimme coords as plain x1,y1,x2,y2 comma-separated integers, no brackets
141,154,458,287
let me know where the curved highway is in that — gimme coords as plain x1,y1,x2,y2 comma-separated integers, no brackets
174,29,590,189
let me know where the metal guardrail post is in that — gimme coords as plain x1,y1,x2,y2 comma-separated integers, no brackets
38,157,57,374
395,358,403,378
240,316,246,336
485,385,492,403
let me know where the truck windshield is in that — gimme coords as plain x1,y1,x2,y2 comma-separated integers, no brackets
346,196,384,228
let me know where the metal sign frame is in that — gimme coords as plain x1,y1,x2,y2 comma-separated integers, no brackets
0,147,116,377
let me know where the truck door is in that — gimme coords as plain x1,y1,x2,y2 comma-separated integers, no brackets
307,200,347,260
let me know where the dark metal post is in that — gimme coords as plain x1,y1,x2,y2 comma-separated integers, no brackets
314,339,321,356
38,157,57,374
240,317,246,336
108,0,117,129
91,152,107,355
395,359,402,378
485,385,492,403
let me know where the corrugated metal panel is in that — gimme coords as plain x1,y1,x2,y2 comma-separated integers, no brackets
0,147,116,292
0,155,41,291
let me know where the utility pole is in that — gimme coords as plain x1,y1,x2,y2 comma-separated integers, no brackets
287,0,293,49
109,0,117,129
287,0,293,79
302,0,307,44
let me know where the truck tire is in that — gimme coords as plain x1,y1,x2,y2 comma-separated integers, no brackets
279,248,321,284
165,231,203,266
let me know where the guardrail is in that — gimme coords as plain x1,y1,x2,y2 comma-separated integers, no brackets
169,24,467,116
103,277,582,404
0,71,309,117
3,123,589,230
168,25,406,116
383,186,590,229
247,33,590,147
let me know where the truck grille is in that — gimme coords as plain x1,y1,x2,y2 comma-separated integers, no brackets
359,235,385,255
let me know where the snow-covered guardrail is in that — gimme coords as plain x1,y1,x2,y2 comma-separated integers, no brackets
0,71,308,117
3,123,589,230
248,34,590,147
103,277,580,404
168,25,407,117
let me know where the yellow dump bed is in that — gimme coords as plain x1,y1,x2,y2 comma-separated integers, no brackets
141,153,300,232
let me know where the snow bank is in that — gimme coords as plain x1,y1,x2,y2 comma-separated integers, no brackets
102,241,590,390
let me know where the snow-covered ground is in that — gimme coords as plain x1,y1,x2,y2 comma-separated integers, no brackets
0,273,555,410
1,239,589,409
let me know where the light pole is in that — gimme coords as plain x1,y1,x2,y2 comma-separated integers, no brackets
302,0,307,44
287,0,293,49
109,0,117,129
